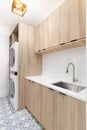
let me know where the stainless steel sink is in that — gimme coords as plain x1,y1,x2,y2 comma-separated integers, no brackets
52,81,85,92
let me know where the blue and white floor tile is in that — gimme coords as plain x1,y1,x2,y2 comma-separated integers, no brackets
0,97,43,130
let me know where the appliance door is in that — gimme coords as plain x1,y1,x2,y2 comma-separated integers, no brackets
9,74,18,110
9,48,15,68
9,78,15,98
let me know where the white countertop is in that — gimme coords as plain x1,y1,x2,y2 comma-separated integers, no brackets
25,75,87,102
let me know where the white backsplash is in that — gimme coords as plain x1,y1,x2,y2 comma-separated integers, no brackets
42,46,86,85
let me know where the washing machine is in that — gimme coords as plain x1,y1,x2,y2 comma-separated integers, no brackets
9,73,18,110
9,41,18,72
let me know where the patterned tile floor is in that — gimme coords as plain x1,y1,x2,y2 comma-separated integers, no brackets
0,97,43,130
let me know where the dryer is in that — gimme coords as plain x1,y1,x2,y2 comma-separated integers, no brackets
9,41,18,72
9,73,18,110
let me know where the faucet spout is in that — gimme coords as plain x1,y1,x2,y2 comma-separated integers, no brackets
66,63,78,82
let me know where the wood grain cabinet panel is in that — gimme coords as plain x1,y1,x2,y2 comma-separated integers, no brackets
26,82,86,130
38,18,49,50
25,81,42,122
41,87,56,130
25,80,29,109
67,96,86,130
56,92,86,130
25,80,35,114
26,81,34,115
68,0,86,41
59,1,68,44
17,23,42,110
36,0,86,52
33,83,42,122
48,8,60,48
35,26,40,51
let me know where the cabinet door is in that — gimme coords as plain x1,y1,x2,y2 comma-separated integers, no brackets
48,8,60,48
26,81,42,122
35,26,40,51
59,1,68,44
26,80,35,114
68,0,86,41
48,1,68,48
41,87,56,130
34,83,42,122
25,80,29,108
38,18,49,50
56,92,69,130
56,92,86,130
67,96,86,130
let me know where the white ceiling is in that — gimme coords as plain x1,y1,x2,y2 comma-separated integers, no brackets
0,0,65,31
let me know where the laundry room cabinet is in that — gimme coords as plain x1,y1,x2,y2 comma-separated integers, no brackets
38,18,49,50
25,81,86,130
36,0,86,53
9,23,42,110
26,80,42,122
48,0,68,48
56,92,86,130
67,0,86,41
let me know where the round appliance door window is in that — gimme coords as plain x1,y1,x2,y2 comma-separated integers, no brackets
9,48,15,67
9,78,15,98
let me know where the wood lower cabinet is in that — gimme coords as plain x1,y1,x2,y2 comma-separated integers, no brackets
41,87,56,130
26,80,42,122
25,82,86,130
34,83,42,121
26,80,35,114
56,92,86,130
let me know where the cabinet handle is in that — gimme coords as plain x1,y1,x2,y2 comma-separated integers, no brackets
33,81,35,83
70,39,77,42
60,43,66,45
48,88,54,91
31,81,35,83
59,92,66,96
43,49,46,50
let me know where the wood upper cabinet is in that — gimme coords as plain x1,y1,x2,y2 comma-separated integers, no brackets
38,18,49,50
41,87,56,130
59,1,68,44
36,0,86,51
49,0,68,47
38,0,68,49
56,92,86,130
35,26,39,51
68,0,86,41
48,8,60,48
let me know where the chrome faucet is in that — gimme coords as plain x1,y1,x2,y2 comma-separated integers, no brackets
66,63,78,82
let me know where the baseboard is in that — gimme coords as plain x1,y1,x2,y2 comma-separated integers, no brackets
0,91,8,97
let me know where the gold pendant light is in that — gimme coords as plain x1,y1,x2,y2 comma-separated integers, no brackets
11,0,27,16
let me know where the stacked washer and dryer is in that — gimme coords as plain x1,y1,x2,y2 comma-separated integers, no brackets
9,42,18,110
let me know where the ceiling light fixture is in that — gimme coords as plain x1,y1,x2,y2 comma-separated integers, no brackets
11,0,27,17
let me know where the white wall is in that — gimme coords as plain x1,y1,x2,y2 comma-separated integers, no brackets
43,46,86,84
86,0,87,130
0,26,10,97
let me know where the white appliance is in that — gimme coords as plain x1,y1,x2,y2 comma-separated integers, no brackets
9,73,18,110
9,41,18,72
